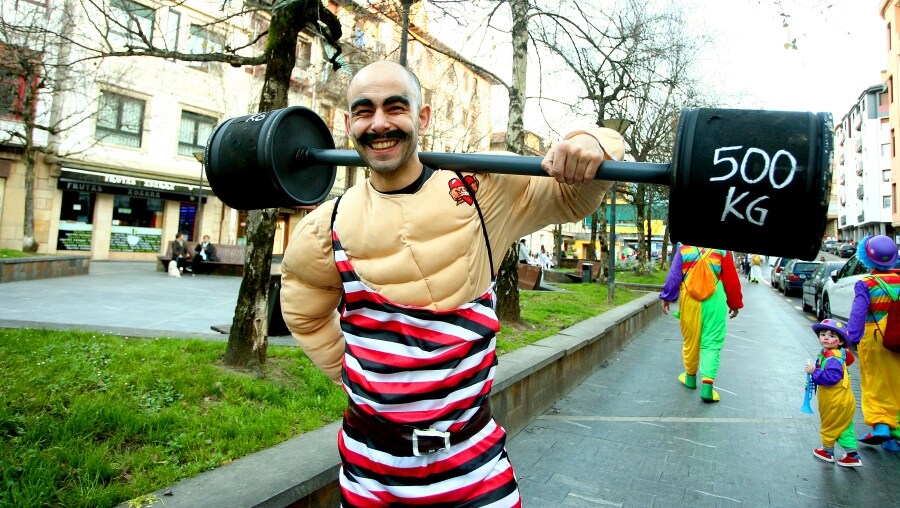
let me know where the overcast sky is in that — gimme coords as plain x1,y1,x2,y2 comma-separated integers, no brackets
425,0,887,136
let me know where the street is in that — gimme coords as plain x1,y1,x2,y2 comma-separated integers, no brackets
510,250,900,507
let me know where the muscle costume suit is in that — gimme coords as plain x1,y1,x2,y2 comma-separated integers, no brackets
280,130,624,507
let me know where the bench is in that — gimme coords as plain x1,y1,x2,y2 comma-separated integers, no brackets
565,261,601,283
517,263,543,290
158,241,247,276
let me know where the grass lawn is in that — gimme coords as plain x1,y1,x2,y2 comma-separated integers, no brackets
1,270,667,508
0,249,39,259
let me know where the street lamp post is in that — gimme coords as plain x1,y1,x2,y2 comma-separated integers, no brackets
398,0,420,67
601,118,632,305
193,151,205,240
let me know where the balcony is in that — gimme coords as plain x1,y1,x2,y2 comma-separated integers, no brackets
858,211,865,223
856,161,863,176
854,137,862,152
857,185,864,199
840,215,846,226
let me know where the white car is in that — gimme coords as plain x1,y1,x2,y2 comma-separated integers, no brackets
820,254,900,321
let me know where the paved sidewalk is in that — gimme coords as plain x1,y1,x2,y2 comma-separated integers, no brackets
508,276,900,507
0,261,295,345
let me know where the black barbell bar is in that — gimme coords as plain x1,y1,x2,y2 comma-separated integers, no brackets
205,106,834,260
296,147,672,185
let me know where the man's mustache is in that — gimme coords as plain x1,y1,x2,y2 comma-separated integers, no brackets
356,130,409,145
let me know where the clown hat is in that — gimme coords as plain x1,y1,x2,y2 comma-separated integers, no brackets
812,318,849,343
857,235,899,270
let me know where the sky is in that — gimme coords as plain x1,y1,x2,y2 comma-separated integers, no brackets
424,0,887,135
694,0,886,122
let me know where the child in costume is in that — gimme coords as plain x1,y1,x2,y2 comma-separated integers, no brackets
805,318,862,467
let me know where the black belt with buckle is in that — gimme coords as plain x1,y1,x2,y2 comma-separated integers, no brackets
344,399,493,457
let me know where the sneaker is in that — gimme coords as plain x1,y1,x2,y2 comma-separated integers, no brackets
883,439,900,452
836,454,862,467
859,423,891,445
812,448,834,463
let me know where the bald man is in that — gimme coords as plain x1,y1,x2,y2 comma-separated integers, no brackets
281,60,625,507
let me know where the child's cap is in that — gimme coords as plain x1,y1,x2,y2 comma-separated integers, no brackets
812,318,849,343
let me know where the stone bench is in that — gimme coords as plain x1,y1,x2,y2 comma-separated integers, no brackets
158,242,246,276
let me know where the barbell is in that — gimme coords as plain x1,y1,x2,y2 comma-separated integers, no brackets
204,106,833,260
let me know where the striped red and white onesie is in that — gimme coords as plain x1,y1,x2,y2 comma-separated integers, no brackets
281,129,624,506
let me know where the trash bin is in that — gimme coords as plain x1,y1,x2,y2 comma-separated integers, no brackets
581,263,593,283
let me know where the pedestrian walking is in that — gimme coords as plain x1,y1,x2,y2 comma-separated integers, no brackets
660,244,743,402
847,234,900,452
279,60,625,506
805,318,862,467
749,254,763,283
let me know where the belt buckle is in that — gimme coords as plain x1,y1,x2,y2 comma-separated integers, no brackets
412,428,451,456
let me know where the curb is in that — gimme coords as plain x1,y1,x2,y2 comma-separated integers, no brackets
127,292,663,508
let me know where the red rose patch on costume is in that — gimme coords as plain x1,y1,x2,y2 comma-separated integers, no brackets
448,175,479,206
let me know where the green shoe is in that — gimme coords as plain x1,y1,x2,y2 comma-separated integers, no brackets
678,372,697,389
700,379,720,403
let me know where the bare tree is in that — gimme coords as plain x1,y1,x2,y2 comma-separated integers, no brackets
29,0,343,371
0,1,102,252
531,0,711,276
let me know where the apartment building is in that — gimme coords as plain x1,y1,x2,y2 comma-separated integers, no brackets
0,0,496,260
834,84,892,242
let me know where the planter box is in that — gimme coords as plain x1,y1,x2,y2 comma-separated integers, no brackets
0,255,91,283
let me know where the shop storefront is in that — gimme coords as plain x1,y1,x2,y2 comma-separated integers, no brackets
55,167,207,259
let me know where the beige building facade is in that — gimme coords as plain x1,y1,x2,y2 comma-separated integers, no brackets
0,0,496,260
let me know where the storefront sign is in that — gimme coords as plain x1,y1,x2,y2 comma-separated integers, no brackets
57,222,93,251
58,168,206,202
109,226,161,253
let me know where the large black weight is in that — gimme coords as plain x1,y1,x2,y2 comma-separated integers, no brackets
670,108,832,260
205,106,832,260
205,107,336,209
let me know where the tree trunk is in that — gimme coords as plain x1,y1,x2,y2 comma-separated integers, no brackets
586,211,598,260
223,1,340,371
597,200,609,281
494,243,521,322
495,0,530,324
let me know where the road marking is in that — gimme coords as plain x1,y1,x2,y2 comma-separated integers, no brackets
693,490,741,503
675,436,715,448
537,416,806,423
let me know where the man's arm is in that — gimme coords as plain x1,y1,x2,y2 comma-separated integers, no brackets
280,206,346,383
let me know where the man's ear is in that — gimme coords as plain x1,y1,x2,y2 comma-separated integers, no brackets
344,111,351,138
417,104,431,134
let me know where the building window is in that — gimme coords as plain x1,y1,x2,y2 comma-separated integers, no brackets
112,195,162,227
188,25,224,72
0,65,25,118
164,9,181,52
109,0,155,50
178,111,217,156
96,91,145,147
57,191,95,251
296,38,312,68
885,195,891,209
885,169,892,183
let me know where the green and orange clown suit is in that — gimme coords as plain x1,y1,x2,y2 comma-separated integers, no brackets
660,245,743,402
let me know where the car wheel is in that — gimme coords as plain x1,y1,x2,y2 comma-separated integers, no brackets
822,294,832,319
802,297,812,312
815,298,824,320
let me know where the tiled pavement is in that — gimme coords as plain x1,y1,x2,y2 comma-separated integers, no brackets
508,274,900,507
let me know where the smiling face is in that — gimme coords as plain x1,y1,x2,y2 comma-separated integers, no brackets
345,62,431,191
817,329,844,350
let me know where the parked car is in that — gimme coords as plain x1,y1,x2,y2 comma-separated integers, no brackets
838,243,856,258
822,240,838,254
780,259,821,295
769,257,792,289
820,254,900,321
802,261,845,319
